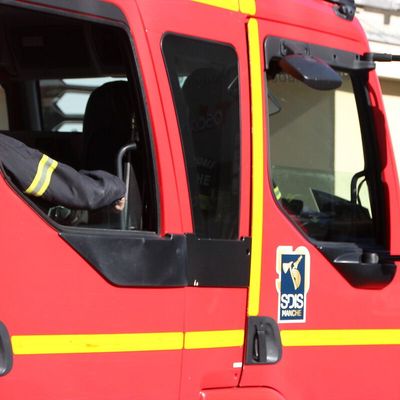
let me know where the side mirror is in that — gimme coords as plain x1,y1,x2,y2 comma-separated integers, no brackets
279,54,342,90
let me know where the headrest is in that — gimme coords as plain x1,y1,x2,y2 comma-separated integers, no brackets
83,80,133,173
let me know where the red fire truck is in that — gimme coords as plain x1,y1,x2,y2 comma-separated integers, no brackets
1,0,400,398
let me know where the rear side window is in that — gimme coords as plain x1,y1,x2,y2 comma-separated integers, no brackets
40,77,126,132
163,35,240,239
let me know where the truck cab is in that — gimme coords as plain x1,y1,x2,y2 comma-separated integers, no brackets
0,0,399,399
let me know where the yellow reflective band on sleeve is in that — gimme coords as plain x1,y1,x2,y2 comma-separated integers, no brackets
184,329,244,349
24,154,48,194
24,154,58,197
12,332,184,355
191,0,256,14
247,17,264,317
281,329,400,347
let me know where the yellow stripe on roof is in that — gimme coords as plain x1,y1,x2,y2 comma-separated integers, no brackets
191,0,256,14
239,0,256,15
192,0,239,11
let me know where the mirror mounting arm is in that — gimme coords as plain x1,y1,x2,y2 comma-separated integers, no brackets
363,53,400,63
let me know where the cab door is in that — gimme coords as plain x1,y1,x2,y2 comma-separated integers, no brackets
240,14,400,400
136,1,252,398
0,1,185,399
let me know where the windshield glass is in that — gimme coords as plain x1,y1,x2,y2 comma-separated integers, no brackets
268,71,376,243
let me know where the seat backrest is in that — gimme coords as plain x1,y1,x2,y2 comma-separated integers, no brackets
83,80,133,174
82,80,142,229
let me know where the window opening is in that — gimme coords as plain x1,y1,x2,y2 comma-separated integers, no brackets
40,77,127,132
163,34,240,239
0,5,157,232
267,70,377,244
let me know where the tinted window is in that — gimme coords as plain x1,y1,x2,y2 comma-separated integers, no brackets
163,35,240,239
40,77,127,132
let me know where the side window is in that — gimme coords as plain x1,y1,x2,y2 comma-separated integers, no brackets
40,77,126,132
163,35,240,239
0,6,157,232
267,70,377,244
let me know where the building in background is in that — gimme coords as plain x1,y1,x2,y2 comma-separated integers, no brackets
356,0,400,170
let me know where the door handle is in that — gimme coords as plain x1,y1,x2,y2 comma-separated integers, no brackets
246,317,282,365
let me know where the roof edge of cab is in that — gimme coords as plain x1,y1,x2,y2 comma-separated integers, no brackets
0,0,128,23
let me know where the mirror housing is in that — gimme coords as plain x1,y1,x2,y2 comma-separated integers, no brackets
279,54,342,90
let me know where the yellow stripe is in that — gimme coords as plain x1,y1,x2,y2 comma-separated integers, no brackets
24,154,49,195
239,0,256,15
192,0,256,14
192,0,239,12
12,332,184,355
281,329,400,347
247,18,264,317
184,329,244,349
11,330,244,355
12,329,400,355
35,159,58,196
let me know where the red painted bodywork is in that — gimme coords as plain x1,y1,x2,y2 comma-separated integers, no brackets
1,0,400,399
201,387,286,400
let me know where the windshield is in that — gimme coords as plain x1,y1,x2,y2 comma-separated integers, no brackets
268,71,376,243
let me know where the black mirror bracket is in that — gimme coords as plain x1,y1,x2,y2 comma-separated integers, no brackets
326,0,356,21
265,37,375,73
318,244,396,289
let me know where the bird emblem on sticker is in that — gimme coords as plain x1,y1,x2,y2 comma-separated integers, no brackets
276,246,310,323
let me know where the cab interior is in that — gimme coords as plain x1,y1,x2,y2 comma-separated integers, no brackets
0,4,157,231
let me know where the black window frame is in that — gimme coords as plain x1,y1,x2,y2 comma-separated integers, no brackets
161,32,242,240
0,1,160,234
264,36,394,289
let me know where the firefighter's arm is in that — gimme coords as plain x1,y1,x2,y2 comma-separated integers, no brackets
0,133,125,210
41,165,126,210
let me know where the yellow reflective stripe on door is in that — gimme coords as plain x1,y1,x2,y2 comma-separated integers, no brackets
11,330,245,355
247,17,264,317
184,329,244,349
12,329,400,355
12,332,184,355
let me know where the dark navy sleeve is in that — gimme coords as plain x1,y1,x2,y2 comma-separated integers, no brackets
0,133,126,210
44,166,126,210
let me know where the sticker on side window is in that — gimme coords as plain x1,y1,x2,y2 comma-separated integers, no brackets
276,246,310,323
